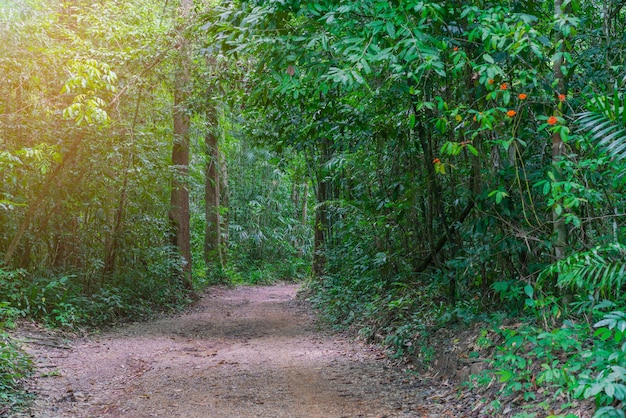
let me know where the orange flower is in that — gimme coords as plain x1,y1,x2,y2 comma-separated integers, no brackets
558,93,566,102
547,116,558,125
432,158,441,164
518,93,527,100
500,83,508,91
506,110,517,117
488,79,495,85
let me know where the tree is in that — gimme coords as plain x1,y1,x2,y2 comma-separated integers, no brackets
551,0,569,261
169,0,194,292
204,106,224,268
212,0,624,316
0,0,198,323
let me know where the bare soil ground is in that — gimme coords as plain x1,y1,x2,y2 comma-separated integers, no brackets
13,284,461,418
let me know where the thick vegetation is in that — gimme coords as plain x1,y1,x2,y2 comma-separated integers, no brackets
0,0,309,409
214,1,626,416
1,0,626,416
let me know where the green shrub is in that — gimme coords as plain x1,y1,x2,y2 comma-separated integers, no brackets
0,251,190,329
0,302,32,411
472,304,626,417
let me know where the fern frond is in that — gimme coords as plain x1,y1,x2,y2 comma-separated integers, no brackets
576,92,626,161
538,243,626,299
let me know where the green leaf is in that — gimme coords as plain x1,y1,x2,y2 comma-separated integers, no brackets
502,90,511,105
524,285,533,298
593,406,626,418
497,369,514,382
386,21,396,39
466,144,478,156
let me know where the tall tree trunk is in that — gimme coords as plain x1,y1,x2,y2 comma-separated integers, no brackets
552,0,568,261
103,89,142,278
299,182,309,257
312,137,333,278
219,148,229,260
411,99,460,304
169,0,193,291
204,107,223,268
312,178,328,277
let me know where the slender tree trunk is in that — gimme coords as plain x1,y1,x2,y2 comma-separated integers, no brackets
411,99,460,304
204,107,223,268
312,178,327,277
312,137,333,278
299,182,309,257
290,182,309,257
103,90,142,277
552,0,568,261
301,183,309,226
103,165,129,276
219,149,229,260
169,0,193,291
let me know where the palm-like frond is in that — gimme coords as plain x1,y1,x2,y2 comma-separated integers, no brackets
539,243,626,299
576,91,626,161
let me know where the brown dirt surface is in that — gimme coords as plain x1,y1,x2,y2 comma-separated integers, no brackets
13,284,461,418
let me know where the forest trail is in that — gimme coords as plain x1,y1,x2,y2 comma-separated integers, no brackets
17,284,454,418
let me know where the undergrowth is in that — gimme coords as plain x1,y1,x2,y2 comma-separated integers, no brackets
466,296,626,418
0,302,32,414
308,261,626,417
0,257,191,329
307,272,460,361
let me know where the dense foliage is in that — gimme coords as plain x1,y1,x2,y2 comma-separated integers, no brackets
3,0,626,415
0,0,309,410
0,0,309,317
0,302,31,413
210,0,626,415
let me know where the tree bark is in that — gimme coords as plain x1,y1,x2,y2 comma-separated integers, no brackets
168,0,193,291
552,0,568,261
204,107,223,268
299,182,309,257
312,136,333,278
219,148,229,260
312,178,327,277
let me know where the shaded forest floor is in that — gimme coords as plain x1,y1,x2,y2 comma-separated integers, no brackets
10,284,593,417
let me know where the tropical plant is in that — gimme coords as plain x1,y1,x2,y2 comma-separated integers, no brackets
539,243,626,300
577,90,626,162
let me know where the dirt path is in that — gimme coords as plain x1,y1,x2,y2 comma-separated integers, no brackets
17,284,455,418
